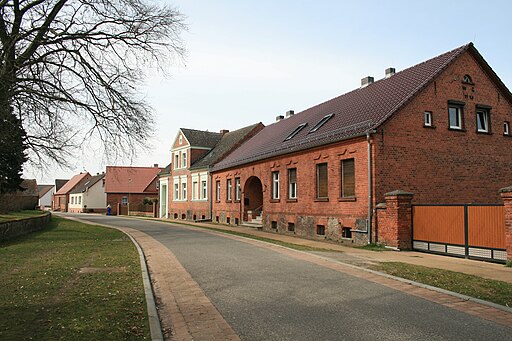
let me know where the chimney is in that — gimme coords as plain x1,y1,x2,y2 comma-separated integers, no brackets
286,110,295,118
276,115,284,122
153,163,159,168
385,67,396,78
219,129,230,135
361,76,374,88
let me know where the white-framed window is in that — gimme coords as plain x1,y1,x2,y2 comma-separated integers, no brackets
424,111,432,127
192,181,198,200
122,196,128,205
288,168,297,199
235,178,241,201
201,180,207,200
505,121,511,136
476,109,490,133
174,183,179,200
448,104,463,130
216,180,221,201
226,179,232,201
174,153,179,169
181,151,187,168
271,171,280,200
71,196,74,204
181,182,187,200
78,196,81,205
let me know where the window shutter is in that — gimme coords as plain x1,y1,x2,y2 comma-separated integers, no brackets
317,163,328,198
342,159,355,197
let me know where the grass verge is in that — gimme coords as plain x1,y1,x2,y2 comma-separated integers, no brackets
0,210,45,223
371,262,512,307
0,216,149,340
355,243,390,252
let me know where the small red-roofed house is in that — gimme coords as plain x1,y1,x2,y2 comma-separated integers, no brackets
105,165,163,215
52,172,91,211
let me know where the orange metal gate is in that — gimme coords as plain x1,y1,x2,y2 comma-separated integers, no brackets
412,204,506,263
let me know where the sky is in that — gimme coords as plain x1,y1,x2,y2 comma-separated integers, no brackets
25,0,512,184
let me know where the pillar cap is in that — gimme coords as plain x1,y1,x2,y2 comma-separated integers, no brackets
385,190,413,197
499,185,512,194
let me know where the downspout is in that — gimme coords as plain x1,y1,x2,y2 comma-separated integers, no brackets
367,130,374,244
208,166,213,220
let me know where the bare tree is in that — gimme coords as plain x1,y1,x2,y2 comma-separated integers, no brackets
0,0,186,177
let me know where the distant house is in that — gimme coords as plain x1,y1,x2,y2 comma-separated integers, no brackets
0,179,39,213
160,124,264,220
37,184,54,209
52,173,91,211
68,173,106,213
105,165,162,215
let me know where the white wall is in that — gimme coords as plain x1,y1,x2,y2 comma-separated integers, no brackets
39,187,55,207
83,179,106,209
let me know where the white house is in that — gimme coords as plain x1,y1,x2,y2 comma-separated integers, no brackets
68,173,106,213
37,185,54,209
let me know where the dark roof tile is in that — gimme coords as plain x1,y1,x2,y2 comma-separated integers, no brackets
181,128,222,149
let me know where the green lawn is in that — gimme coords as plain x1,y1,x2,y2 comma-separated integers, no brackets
0,210,46,223
0,216,150,340
372,262,512,307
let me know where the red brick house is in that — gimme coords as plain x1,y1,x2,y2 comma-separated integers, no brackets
160,124,264,220
210,43,512,253
52,172,91,211
105,165,162,215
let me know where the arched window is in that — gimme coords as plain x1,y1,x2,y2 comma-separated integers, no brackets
462,74,473,84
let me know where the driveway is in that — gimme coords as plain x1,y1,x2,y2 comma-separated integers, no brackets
63,214,512,340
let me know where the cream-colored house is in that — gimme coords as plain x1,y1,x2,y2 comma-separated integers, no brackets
68,173,106,213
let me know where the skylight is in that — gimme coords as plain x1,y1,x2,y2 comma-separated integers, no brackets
284,123,307,141
309,113,334,133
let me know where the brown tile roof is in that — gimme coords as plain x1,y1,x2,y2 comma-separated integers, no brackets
190,123,264,170
54,173,91,195
37,185,54,198
181,128,222,148
70,173,105,194
105,166,162,194
213,43,507,171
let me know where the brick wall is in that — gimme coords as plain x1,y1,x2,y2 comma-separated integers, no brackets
500,186,512,261
106,193,157,215
375,191,413,250
375,50,512,205
212,137,370,243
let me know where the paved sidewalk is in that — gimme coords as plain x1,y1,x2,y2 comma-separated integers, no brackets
144,217,512,284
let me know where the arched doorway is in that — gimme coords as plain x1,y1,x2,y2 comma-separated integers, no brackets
243,176,263,222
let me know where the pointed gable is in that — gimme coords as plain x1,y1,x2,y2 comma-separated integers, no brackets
213,43,506,171
54,173,91,195
105,166,163,194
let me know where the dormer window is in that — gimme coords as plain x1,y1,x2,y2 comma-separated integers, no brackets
309,114,334,133
462,74,473,84
284,123,307,141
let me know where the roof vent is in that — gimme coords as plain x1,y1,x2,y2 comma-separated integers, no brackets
153,164,159,168
276,115,284,122
361,76,374,88
286,110,294,118
385,67,396,78
220,129,229,135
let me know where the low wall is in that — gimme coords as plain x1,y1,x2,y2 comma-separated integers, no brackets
0,212,52,242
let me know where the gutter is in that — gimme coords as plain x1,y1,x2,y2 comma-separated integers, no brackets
367,130,376,244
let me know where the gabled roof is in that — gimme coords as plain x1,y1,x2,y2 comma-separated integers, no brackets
105,166,163,194
18,179,38,196
54,173,90,195
190,123,265,170
213,43,510,171
70,173,105,194
55,179,68,192
37,185,54,198
180,128,222,149
158,163,172,177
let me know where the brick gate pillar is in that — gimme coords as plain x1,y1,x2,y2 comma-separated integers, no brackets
380,190,414,250
500,186,512,261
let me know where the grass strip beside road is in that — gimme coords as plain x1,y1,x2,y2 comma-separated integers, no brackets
0,210,45,222
0,216,149,340
372,262,512,307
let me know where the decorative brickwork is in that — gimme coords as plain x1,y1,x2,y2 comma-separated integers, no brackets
500,186,512,261
376,190,413,250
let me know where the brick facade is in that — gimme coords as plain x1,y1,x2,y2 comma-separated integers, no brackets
106,193,158,215
500,186,512,261
375,191,413,250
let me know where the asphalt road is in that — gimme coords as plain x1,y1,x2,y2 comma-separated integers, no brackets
65,214,512,341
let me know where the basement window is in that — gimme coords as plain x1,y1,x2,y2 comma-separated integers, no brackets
342,227,352,239
271,221,277,229
317,225,325,235
284,123,307,141
309,114,334,133
288,222,295,232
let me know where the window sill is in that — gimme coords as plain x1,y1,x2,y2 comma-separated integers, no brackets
314,198,329,202
476,130,492,135
504,134,512,137
234,200,241,203
286,198,298,203
269,199,280,203
226,200,232,203
215,200,220,203
423,125,436,129
338,197,356,202
448,127,466,132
